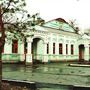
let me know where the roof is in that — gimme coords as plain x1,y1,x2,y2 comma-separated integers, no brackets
43,18,76,33
55,18,68,23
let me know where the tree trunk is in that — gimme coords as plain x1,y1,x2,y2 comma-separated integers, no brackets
0,5,5,90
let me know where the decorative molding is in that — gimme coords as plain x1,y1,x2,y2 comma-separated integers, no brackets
66,40,69,43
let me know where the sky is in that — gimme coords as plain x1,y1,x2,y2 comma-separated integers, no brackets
26,0,90,31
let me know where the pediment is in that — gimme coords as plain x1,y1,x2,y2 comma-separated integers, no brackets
43,18,76,33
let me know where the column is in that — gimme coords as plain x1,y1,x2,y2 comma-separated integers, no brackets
43,42,48,63
84,44,89,61
27,42,32,54
26,39,33,64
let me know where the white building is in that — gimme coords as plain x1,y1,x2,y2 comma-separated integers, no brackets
2,18,90,64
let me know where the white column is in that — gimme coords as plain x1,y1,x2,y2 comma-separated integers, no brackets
43,42,48,63
84,44,89,61
27,42,32,54
26,39,33,64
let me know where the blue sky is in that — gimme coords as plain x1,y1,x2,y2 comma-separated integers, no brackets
26,0,90,30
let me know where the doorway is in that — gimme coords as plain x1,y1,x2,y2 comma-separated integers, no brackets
79,44,84,61
32,38,44,64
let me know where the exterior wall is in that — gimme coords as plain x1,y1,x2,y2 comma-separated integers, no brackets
2,40,25,63
47,32,79,62
2,26,90,63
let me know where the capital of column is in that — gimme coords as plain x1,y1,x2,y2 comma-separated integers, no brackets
27,38,33,43
84,44,89,48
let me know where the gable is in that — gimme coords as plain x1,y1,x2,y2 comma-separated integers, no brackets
43,18,76,33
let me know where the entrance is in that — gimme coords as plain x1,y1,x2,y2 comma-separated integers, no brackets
32,38,44,64
79,45,84,61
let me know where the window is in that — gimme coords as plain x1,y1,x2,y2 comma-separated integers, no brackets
59,43,62,54
12,40,18,53
47,43,49,54
66,44,68,54
24,42,27,54
53,43,55,54
71,44,74,55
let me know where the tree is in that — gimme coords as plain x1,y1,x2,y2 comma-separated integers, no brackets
0,0,45,89
69,19,79,33
84,28,90,36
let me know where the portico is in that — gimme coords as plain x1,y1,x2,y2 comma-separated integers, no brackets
26,35,48,64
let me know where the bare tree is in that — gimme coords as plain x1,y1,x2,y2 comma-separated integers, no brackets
69,19,79,33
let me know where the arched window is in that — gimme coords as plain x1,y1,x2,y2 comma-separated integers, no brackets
47,43,49,54
53,43,55,54
12,40,18,53
71,44,74,55
59,43,62,54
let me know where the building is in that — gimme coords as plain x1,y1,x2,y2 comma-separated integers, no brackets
2,18,90,64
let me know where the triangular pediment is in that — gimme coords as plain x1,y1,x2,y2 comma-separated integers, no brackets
43,18,76,33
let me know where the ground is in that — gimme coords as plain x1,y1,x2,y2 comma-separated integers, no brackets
2,62,90,90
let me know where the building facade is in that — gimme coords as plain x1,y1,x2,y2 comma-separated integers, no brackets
2,18,90,64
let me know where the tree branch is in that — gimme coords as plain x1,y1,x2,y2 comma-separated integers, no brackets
3,0,13,14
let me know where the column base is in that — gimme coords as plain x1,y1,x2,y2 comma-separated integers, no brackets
42,62,49,64
26,54,33,65
25,62,33,66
